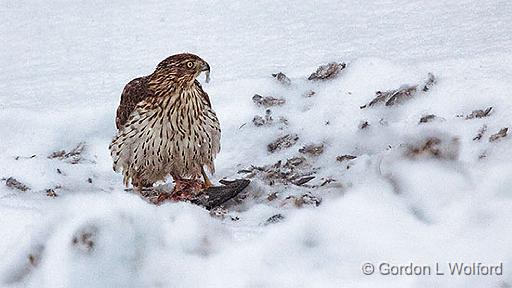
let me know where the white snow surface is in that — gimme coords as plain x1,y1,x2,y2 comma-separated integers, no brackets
1,1,512,287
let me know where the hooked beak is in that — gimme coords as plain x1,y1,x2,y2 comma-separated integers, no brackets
201,62,210,83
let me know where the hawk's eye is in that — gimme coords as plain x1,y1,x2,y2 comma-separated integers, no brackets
186,61,194,68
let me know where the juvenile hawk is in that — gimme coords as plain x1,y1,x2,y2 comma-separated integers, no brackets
110,53,221,195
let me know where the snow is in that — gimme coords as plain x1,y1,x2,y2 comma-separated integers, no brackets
1,0,512,287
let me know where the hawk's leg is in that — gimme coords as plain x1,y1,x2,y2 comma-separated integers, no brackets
201,167,213,189
132,177,154,194
131,179,167,203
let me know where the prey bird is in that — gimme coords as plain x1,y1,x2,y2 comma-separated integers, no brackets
110,53,221,198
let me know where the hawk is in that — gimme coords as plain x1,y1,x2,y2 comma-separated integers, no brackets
109,53,221,196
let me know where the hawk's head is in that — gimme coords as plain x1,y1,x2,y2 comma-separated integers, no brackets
153,53,210,85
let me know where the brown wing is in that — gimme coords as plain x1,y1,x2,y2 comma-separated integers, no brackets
115,76,153,129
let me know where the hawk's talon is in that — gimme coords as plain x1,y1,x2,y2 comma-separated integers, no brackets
202,179,213,189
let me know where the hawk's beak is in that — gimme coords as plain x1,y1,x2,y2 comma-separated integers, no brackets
201,62,210,83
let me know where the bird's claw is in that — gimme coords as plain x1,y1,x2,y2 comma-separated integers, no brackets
202,179,213,189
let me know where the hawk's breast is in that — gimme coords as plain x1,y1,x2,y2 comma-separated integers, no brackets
110,84,221,185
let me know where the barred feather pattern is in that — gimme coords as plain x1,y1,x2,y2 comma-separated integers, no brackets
109,82,221,188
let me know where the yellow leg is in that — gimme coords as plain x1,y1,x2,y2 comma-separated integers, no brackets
201,167,213,189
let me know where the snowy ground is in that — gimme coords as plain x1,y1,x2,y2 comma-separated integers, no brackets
1,1,512,287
